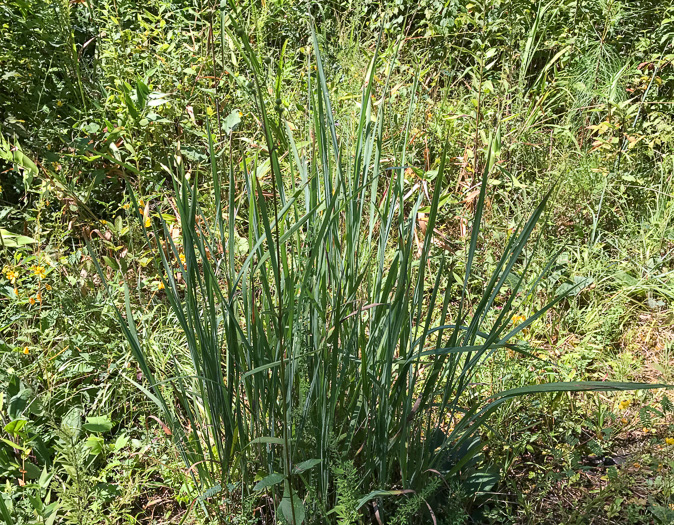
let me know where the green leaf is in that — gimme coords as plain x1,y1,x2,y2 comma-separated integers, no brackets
135,79,150,111
0,437,28,453
356,490,412,510
253,472,284,491
4,419,27,437
83,415,113,433
84,435,105,456
248,436,285,446
0,229,36,248
61,407,82,438
293,459,321,474
123,83,139,120
556,275,593,297
0,493,12,524
223,109,242,134
8,387,32,419
23,462,41,480
280,492,305,524
181,146,208,163
0,135,38,184
199,484,222,501
113,434,129,451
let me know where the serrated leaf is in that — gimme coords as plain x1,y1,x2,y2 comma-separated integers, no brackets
199,484,222,500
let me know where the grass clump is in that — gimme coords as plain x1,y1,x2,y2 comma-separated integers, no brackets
1,1,674,524
86,9,668,523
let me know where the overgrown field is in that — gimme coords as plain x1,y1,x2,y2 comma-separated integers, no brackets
2,1,674,523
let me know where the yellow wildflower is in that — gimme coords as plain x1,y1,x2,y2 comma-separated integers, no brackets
36,292,42,303
31,265,46,279
56,100,63,107
157,281,165,290
621,418,628,424
179,253,186,265
666,438,674,446
144,217,151,228
618,399,631,410
23,347,29,355
139,199,145,207
45,284,52,290
511,314,526,325
122,203,130,210
4,268,18,283
29,297,36,305
633,463,640,469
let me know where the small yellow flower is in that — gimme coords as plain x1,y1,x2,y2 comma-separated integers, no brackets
643,427,649,433
157,281,165,290
511,314,526,325
621,418,628,424
144,217,151,228
101,219,107,225
23,347,29,355
29,297,36,305
36,292,42,303
179,253,186,264
56,100,63,107
666,437,674,446
618,399,631,410
122,203,130,210
13,287,18,296
45,284,52,291
31,266,46,279
633,462,640,469
4,269,18,283
139,199,145,207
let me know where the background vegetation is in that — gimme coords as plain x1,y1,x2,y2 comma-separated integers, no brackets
1,0,674,523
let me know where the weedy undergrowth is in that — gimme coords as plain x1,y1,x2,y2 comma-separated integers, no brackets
89,5,670,523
